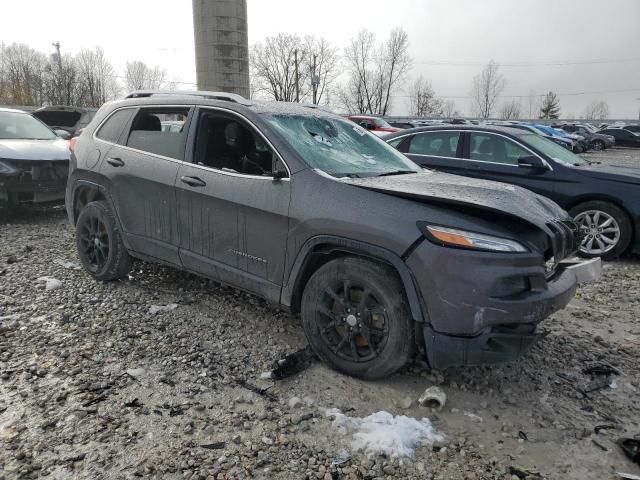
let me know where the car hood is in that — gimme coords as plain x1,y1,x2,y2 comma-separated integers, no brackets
0,139,70,161
574,163,640,185
342,170,568,232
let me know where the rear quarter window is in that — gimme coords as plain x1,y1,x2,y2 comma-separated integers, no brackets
96,109,136,144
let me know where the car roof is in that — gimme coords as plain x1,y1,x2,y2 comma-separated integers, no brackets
383,124,529,139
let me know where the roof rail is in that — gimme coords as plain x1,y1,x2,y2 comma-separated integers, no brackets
124,90,255,106
301,103,335,114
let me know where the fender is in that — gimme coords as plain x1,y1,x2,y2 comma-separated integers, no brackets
281,235,428,324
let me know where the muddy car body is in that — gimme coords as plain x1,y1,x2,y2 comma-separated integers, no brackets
0,107,70,205
66,91,599,377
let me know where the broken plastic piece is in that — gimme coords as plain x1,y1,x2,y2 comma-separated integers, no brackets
618,438,640,465
271,345,315,379
418,386,447,410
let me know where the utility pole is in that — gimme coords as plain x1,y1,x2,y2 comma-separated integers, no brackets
312,54,318,105
294,49,299,103
52,41,63,103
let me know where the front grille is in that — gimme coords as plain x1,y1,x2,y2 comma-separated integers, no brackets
546,219,580,262
1,160,69,192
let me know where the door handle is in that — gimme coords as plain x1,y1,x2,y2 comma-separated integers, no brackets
180,176,206,187
106,157,125,167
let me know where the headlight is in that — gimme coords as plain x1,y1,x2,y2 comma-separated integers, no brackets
0,160,19,176
422,224,529,253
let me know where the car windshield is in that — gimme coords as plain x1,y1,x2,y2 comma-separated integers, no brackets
520,133,587,166
266,114,420,177
0,111,57,140
583,124,598,133
373,118,392,128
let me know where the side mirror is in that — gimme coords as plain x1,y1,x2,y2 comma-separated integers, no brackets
518,155,547,169
54,129,71,140
273,169,288,180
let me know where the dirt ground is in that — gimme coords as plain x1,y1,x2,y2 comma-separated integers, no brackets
1,148,639,480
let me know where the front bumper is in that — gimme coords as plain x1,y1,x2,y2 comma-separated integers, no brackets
0,160,68,204
406,240,601,369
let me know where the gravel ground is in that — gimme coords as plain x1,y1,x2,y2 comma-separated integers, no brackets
1,148,639,480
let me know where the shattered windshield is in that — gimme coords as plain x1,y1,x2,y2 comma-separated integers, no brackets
265,114,419,178
0,111,57,140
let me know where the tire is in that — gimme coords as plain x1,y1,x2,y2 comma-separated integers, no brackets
569,201,632,260
76,200,132,281
301,256,415,379
592,140,605,151
573,144,583,154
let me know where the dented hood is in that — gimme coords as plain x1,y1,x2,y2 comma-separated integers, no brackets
343,170,568,231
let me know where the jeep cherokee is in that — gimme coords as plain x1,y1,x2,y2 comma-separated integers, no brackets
66,91,600,379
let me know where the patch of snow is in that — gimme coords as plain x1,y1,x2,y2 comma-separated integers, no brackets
463,411,483,423
36,277,62,291
149,303,178,315
54,259,81,270
325,409,444,458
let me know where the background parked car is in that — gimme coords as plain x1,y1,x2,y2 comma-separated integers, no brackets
0,107,70,206
386,125,640,259
598,127,640,148
389,121,421,129
347,115,401,136
32,105,97,138
621,124,640,134
555,123,615,151
503,122,579,152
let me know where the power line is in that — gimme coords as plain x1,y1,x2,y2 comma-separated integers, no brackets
412,57,640,67
392,88,640,99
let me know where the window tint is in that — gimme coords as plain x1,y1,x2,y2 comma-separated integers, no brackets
126,108,189,159
96,109,135,144
408,131,460,157
194,111,277,177
468,133,530,165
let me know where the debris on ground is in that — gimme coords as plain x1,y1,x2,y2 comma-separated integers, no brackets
584,362,620,376
326,409,445,457
330,449,351,467
149,303,178,315
618,473,640,480
509,466,543,479
418,386,447,410
618,438,640,464
271,345,315,379
36,276,62,290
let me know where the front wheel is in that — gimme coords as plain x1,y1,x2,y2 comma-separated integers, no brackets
301,257,415,379
570,201,632,260
76,200,132,281
592,140,605,151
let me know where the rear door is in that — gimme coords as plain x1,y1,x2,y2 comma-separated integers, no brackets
176,107,291,302
100,106,192,265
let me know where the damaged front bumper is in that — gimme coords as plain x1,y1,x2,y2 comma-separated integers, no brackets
407,239,601,370
0,159,68,204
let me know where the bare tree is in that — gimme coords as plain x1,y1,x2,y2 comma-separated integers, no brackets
0,43,48,105
582,100,610,120
407,76,442,117
302,36,339,105
442,99,459,118
340,28,411,115
499,100,522,120
470,61,506,119
250,34,307,102
125,60,167,92
76,47,120,107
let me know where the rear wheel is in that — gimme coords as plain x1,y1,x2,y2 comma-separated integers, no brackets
76,200,132,281
570,201,632,260
301,257,414,379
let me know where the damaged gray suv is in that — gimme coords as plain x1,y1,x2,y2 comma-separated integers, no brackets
66,91,601,379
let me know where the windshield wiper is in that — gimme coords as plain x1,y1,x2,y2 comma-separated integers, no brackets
376,170,418,177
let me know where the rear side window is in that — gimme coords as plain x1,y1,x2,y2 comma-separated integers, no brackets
96,109,136,144
408,131,460,157
126,108,190,159
469,133,529,165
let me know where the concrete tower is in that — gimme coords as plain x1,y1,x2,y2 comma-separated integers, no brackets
192,0,250,98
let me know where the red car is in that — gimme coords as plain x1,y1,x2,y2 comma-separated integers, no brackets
347,115,402,136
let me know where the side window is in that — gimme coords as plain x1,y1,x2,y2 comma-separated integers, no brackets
193,111,278,177
96,109,135,144
408,131,460,157
126,108,189,159
469,133,530,165
387,137,404,149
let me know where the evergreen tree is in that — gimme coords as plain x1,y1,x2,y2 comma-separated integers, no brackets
539,91,561,119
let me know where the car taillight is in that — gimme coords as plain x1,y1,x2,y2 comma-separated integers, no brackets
69,128,84,152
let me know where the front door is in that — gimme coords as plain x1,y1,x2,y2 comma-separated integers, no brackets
176,108,291,302
101,107,191,265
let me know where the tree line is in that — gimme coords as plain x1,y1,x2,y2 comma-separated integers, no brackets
0,43,172,108
1,38,613,120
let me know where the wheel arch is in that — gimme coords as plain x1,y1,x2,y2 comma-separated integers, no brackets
282,235,428,325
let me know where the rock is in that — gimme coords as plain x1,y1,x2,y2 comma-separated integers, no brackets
393,396,413,409
288,396,303,409
125,368,146,379
36,277,62,291
149,304,178,315
261,436,273,445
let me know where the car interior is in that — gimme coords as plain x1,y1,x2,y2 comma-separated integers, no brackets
127,111,186,159
194,113,274,176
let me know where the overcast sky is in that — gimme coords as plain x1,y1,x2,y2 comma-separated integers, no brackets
2,0,639,118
